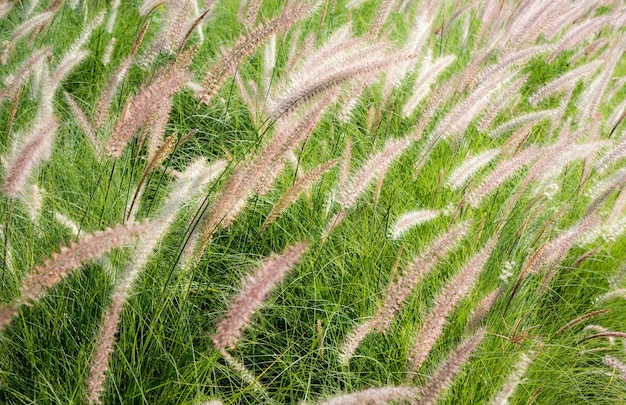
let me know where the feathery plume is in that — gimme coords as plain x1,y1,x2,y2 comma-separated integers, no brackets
478,76,527,132
383,11,432,99
19,183,44,223
402,54,455,118
94,23,149,129
524,215,599,294
244,0,262,27
1,47,51,102
548,15,615,62
577,38,626,123
583,331,626,341
541,1,590,41
11,11,54,42
261,159,337,233
86,160,219,403
506,2,563,49
555,310,611,336
53,11,104,87
262,33,277,92
447,149,501,190
321,210,347,242
489,108,561,139
139,0,161,16
0,2,13,20
429,69,514,149
102,37,115,65
530,140,608,184
370,0,395,37
314,386,418,405
609,188,626,225
2,116,58,198
63,92,100,154
105,0,120,34
408,240,495,373
528,60,602,106
105,52,193,159
337,137,412,210
603,355,626,382
414,328,486,401
49,50,89,91
219,349,272,402
586,168,626,202
17,221,151,306
85,284,125,404
93,58,132,129
337,138,353,195
374,222,470,333
480,45,549,84
145,98,174,163
390,209,441,239
0,305,17,331
466,145,541,208
212,242,309,350
201,2,316,105
607,98,626,134
54,212,80,237
467,288,501,331
197,95,334,253
491,350,537,405
269,49,399,119
339,319,376,365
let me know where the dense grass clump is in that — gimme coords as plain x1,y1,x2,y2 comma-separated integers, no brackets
0,0,625,403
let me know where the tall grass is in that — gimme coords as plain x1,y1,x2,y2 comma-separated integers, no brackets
0,0,625,404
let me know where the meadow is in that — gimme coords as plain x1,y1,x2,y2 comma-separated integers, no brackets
0,0,625,403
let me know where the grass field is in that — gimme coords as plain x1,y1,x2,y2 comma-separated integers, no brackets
0,0,625,403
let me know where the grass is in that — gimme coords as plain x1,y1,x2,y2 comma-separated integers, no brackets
0,0,625,404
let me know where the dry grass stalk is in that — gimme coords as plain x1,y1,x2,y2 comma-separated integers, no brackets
212,242,309,350
555,309,611,336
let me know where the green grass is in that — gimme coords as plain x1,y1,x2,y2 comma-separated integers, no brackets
0,0,625,404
